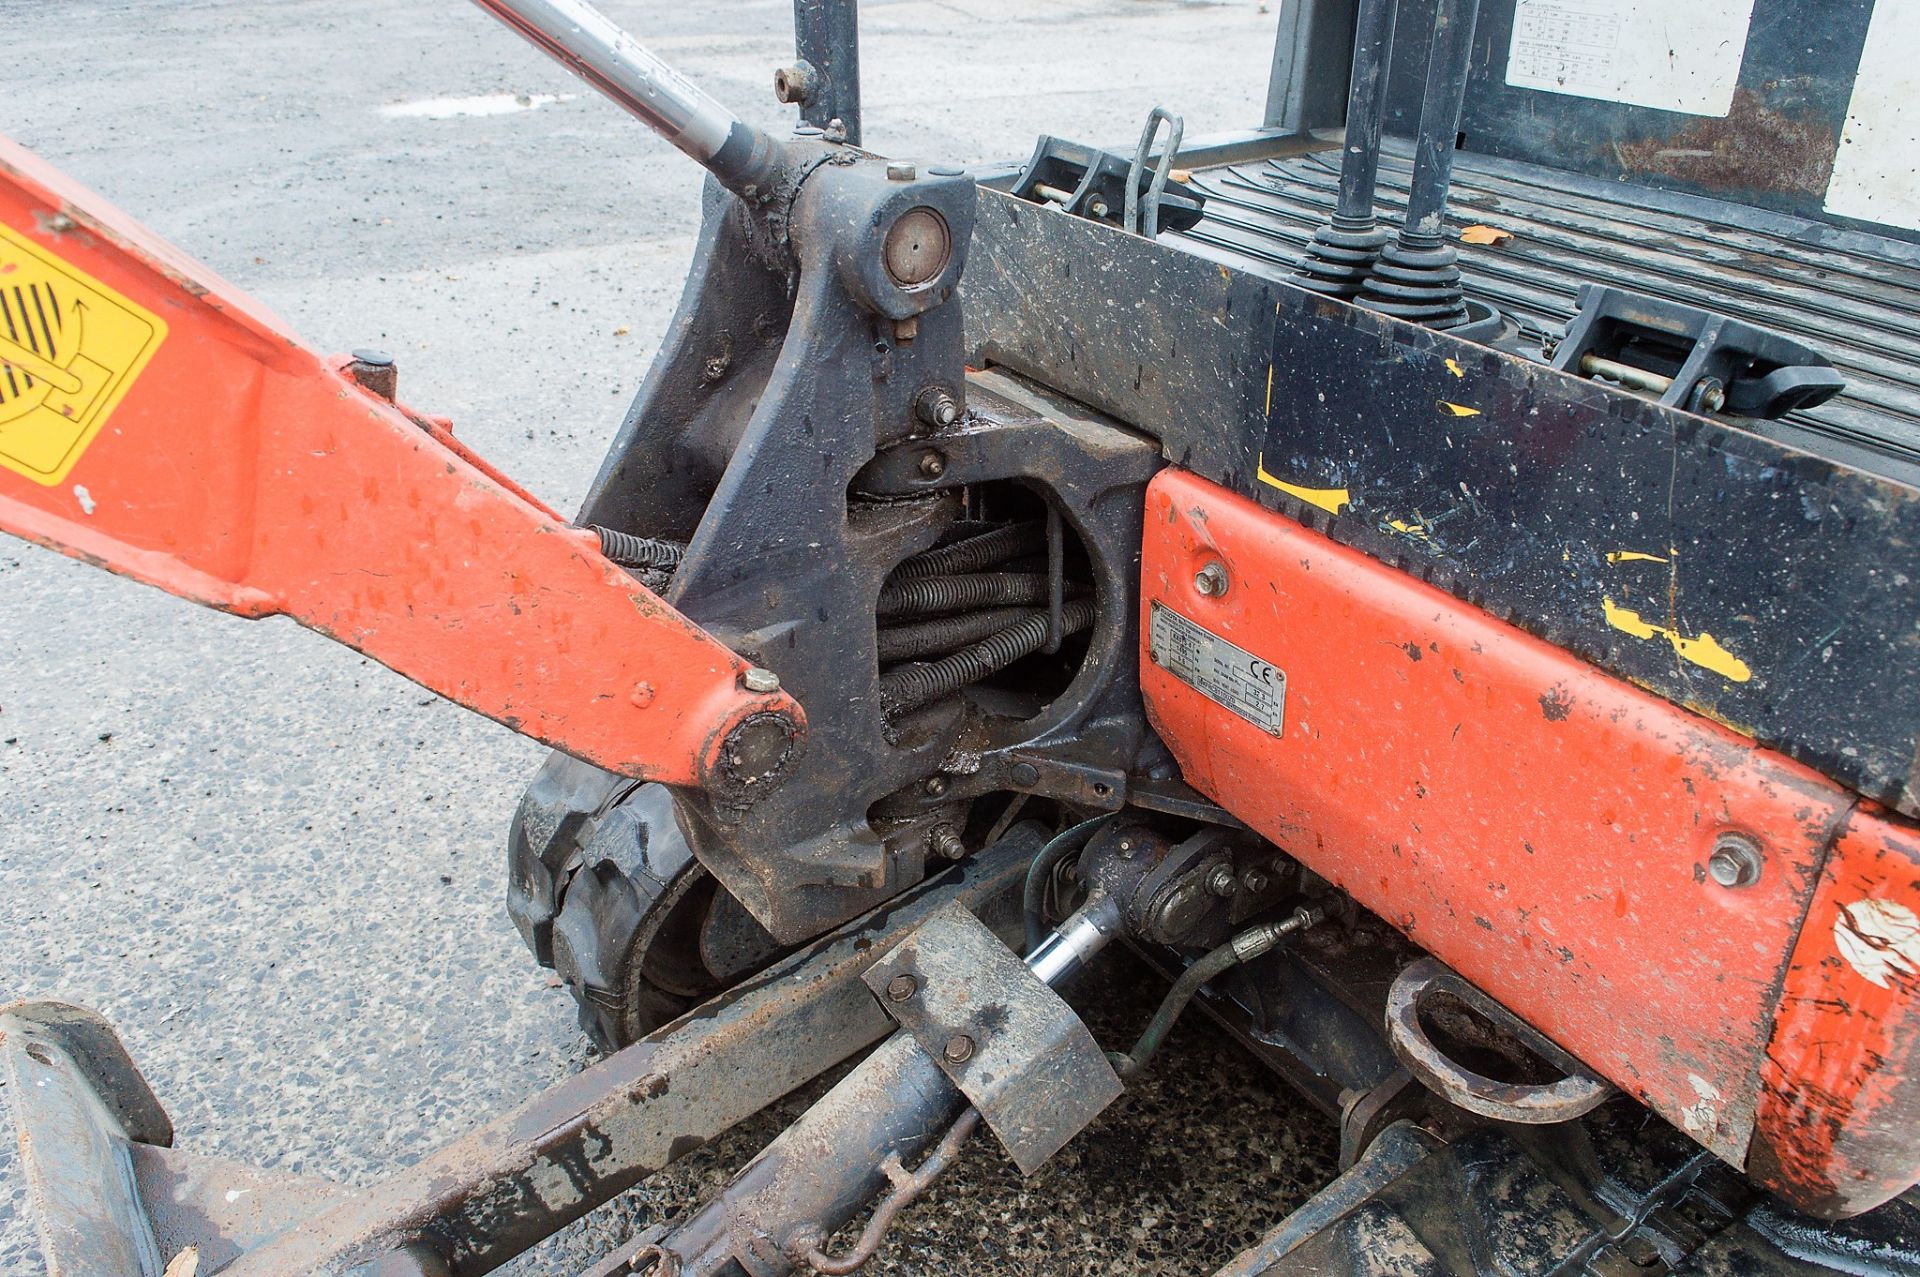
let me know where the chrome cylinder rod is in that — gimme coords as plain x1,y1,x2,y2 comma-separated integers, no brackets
469,0,783,195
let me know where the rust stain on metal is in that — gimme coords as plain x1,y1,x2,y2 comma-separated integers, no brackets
1613,88,1837,199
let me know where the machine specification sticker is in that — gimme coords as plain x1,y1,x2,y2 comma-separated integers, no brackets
1504,0,1754,118
1148,603,1286,737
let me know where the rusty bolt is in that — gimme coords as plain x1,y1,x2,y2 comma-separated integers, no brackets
942,1034,976,1064
347,348,399,402
916,387,961,428
1194,561,1229,598
773,61,818,105
1206,864,1239,898
886,160,918,182
929,824,966,861
923,775,949,797
1241,868,1272,895
886,973,918,1002
824,117,849,143
1708,833,1763,889
742,667,781,694
918,451,947,479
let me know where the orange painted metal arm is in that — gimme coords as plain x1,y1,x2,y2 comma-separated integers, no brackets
0,136,802,790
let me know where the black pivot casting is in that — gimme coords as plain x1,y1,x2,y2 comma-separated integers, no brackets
1293,0,1399,298
1356,0,1487,331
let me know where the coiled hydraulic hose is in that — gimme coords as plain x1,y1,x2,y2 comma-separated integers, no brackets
880,598,1095,714
875,572,1063,620
891,522,1046,580
876,606,1043,663
591,525,686,571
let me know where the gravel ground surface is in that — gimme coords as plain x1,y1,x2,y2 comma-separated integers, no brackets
0,2,1340,1272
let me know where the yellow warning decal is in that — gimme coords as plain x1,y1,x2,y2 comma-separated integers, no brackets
0,222,165,486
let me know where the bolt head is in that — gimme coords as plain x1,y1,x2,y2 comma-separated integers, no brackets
886,160,918,182
1206,864,1239,898
1708,834,1763,888
742,667,781,694
923,775,949,797
942,1034,976,1064
1242,869,1271,895
1009,761,1041,788
886,974,918,1002
918,451,947,478
1194,561,1229,598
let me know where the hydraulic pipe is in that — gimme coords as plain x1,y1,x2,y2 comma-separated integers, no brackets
652,892,1126,1276
468,0,784,197
793,0,862,144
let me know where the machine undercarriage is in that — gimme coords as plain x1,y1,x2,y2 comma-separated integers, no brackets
2,0,1917,1274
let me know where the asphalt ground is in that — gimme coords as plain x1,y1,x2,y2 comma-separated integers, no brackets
0,2,1341,1272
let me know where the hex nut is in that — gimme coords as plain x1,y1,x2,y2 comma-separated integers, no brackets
1708,833,1763,888
741,667,781,694
886,160,918,182
942,1034,976,1064
1241,868,1272,895
918,451,947,479
886,974,918,1002
1206,864,1239,898
924,775,949,797
1194,561,1229,598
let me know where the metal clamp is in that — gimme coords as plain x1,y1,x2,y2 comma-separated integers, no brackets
862,901,1121,1174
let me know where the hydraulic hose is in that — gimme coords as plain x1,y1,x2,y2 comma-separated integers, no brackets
875,572,1063,619
879,599,1095,715
1110,906,1324,1079
1021,813,1121,956
891,522,1046,580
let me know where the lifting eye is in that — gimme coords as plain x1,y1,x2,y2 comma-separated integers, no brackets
883,206,951,289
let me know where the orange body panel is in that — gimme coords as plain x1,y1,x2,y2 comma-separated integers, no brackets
0,136,801,788
1140,469,1916,1210
1753,805,1920,1215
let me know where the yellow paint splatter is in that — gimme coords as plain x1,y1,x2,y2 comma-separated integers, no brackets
1386,518,1432,540
1439,401,1481,417
1257,456,1350,515
1444,358,1465,379
1606,550,1670,564
1603,598,1752,683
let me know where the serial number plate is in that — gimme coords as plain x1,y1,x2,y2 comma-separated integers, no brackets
1148,603,1286,736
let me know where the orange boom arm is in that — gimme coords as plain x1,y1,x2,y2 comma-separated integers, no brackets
0,136,802,792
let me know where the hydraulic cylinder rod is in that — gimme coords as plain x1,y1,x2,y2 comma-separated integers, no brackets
468,0,783,196
649,892,1126,1276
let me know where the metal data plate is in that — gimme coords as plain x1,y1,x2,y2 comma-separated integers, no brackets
863,901,1121,1175
1148,602,1286,736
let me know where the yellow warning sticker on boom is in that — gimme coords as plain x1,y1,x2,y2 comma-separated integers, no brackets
0,222,165,486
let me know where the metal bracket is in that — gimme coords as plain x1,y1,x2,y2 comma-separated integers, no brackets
863,901,1121,1174
1384,958,1611,1125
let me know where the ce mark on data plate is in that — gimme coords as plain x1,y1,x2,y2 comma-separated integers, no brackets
1148,602,1286,736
